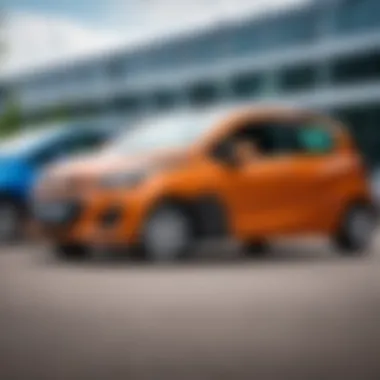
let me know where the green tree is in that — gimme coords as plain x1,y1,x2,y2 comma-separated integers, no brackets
49,104,71,123
0,96,23,137
0,9,23,137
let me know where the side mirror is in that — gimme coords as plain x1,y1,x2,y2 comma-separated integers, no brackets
211,143,239,168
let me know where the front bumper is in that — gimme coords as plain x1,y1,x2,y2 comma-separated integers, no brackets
32,191,148,247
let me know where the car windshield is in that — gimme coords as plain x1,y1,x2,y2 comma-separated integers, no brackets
106,110,226,156
0,126,65,156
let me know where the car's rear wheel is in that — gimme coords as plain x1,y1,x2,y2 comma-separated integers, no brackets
0,201,22,242
333,203,375,255
54,243,89,261
139,205,193,262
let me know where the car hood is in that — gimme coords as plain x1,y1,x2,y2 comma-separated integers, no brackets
0,155,32,192
44,149,189,182
0,154,22,166
0,155,28,177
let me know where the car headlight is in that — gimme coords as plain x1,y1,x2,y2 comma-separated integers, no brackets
100,170,149,188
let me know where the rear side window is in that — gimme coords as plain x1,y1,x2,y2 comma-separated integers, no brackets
271,122,335,156
296,125,334,154
210,120,335,161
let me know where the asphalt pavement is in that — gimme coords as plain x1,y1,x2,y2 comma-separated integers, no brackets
0,237,379,380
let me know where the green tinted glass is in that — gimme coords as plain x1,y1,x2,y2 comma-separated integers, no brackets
298,127,333,153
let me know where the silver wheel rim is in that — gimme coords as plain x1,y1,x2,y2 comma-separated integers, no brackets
349,208,373,248
0,204,18,240
144,209,190,261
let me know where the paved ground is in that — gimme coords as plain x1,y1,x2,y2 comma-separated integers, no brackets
0,237,379,380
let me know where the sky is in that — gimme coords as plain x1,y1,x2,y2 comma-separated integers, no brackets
1,0,310,76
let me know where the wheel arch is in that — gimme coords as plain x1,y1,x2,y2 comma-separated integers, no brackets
334,195,377,231
146,193,230,240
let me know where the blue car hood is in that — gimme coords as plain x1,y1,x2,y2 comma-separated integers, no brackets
0,155,33,196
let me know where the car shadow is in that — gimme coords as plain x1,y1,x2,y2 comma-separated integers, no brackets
36,238,370,271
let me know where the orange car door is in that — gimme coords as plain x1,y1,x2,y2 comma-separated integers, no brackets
235,156,302,236
208,120,338,238
226,122,340,237
247,121,343,235
215,123,303,237
284,124,345,232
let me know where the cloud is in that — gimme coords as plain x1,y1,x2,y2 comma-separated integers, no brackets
1,0,310,77
107,0,310,41
1,11,120,76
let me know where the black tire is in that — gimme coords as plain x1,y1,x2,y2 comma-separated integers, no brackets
0,200,23,243
54,243,89,261
138,204,194,262
242,240,270,258
333,203,375,255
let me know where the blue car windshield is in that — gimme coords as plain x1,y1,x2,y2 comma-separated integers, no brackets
0,127,65,157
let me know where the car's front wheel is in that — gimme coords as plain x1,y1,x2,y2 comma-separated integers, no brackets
333,203,375,255
139,204,193,262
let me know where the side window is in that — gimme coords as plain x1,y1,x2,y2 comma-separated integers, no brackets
210,122,278,162
210,120,334,163
210,134,236,162
296,125,334,154
271,125,301,154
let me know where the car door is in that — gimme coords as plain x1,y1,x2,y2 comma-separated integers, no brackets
211,117,342,238
210,121,302,237
282,120,342,233
233,123,307,236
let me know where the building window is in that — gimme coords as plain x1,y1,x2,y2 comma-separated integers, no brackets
230,72,262,99
188,81,220,107
151,90,177,111
331,50,380,84
278,63,318,92
229,22,264,56
266,10,317,50
335,0,380,34
334,104,380,169
107,57,126,78
186,31,223,66
112,95,140,114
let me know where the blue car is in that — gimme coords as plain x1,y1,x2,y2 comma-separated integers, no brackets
0,122,116,241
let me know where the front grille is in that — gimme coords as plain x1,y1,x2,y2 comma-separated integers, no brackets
33,199,82,226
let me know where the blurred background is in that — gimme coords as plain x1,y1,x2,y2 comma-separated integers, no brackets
0,0,380,168
1,2,380,380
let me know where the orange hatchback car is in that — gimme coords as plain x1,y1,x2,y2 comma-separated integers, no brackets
32,106,376,261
